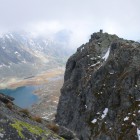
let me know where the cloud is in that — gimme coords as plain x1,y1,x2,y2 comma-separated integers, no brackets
0,0,140,48
25,20,93,48
27,21,63,36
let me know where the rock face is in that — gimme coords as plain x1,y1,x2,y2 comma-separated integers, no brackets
56,31,140,140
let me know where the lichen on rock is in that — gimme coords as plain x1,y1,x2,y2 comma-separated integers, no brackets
0,93,65,140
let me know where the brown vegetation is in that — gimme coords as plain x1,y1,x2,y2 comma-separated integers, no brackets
47,122,59,133
6,102,13,110
20,109,30,116
31,116,42,123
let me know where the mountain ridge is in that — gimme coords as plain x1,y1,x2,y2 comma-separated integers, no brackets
56,31,140,140
0,32,73,80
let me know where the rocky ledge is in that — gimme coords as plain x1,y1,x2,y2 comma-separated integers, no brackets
56,31,140,140
0,93,78,140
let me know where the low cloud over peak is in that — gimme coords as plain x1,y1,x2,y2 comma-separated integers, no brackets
0,0,140,48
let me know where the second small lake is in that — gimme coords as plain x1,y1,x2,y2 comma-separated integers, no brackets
0,86,39,108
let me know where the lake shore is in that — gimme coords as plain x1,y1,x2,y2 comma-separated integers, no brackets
31,74,64,121
0,67,64,121
0,67,64,89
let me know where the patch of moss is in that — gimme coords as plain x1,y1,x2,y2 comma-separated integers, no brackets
0,128,4,133
11,120,25,138
10,119,64,140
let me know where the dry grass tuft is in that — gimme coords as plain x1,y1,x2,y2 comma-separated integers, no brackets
31,116,42,123
47,123,59,133
20,109,30,116
6,102,13,110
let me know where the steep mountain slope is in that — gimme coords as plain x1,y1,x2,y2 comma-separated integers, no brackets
0,93,63,140
0,32,73,79
0,93,79,140
56,31,140,140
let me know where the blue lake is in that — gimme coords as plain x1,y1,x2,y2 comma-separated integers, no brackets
0,86,39,108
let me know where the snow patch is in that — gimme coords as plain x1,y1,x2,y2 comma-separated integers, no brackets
0,133,4,138
5,35,10,39
101,108,108,119
22,59,26,63
91,119,97,124
137,128,140,140
81,47,84,52
90,58,94,60
90,61,100,67
42,116,49,120
124,117,129,121
109,72,114,74
102,47,110,61
14,51,21,57
131,122,136,126
0,64,6,68
9,34,14,39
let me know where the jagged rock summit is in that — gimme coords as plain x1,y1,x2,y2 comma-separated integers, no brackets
56,31,140,140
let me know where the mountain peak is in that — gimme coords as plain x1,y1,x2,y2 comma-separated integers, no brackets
56,32,140,140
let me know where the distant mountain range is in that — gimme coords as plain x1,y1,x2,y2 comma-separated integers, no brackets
0,32,74,79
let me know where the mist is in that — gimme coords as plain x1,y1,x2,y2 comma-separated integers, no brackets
0,0,140,48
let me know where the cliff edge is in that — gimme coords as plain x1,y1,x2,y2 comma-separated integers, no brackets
56,31,140,140
0,93,79,140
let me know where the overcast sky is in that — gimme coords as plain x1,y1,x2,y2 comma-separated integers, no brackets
0,0,140,48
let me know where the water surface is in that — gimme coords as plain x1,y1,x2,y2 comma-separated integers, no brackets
0,86,39,108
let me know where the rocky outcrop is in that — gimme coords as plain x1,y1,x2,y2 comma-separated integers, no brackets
0,93,14,103
56,31,140,140
0,93,79,140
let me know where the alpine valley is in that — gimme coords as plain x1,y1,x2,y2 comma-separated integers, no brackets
0,31,140,140
0,31,73,86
